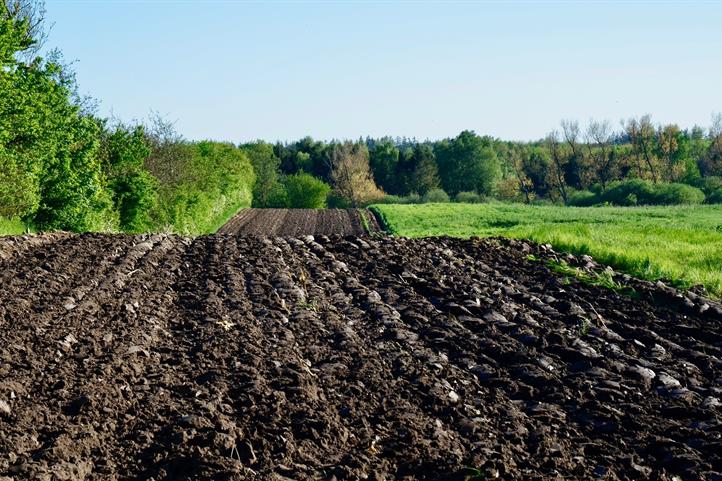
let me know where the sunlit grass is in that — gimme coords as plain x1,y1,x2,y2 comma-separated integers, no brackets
0,217,29,236
372,202,722,298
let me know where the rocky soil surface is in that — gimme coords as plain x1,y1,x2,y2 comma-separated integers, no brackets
0,233,721,480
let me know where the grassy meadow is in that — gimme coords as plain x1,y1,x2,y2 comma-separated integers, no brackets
372,203,722,299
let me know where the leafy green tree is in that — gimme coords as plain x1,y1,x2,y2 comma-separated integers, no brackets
329,141,383,206
399,144,439,195
33,114,117,231
624,115,661,183
1,3,116,230
434,131,501,196
98,122,157,232
242,140,284,207
283,172,330,208
369,139,400,194
700,113,722,176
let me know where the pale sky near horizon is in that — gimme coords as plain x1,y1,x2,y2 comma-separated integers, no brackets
44,0,722,143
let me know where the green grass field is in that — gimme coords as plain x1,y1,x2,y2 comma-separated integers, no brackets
372,203,722,299
0,217,29,236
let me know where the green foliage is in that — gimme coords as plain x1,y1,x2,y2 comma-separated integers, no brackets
652,182,705,205
455,191,483,203
369,139,400,194
570,180,707,206
708,189,722,204
695,176,722,204
397,144,440,195
422,188,449,203
98,122,157,232
567,190,598,207
372,202,722,299
1,4,116,231
601,180,705,205
434,131,502,196
149,141,255,234
283,172,330,208
275,136,331,180
33,115,118,232
375,193,422,204
0,216,30,235
327,191,351,208
242,141,284,208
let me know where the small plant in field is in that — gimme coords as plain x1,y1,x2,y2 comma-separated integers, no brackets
463,466,496,480
547,260,638,298
297,299,318,312
577,318,591,337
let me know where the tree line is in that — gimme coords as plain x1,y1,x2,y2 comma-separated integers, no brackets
247,116,722,208
1,1,254,234
3,1,721,235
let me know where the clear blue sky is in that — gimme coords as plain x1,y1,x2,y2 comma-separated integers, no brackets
44,0,722,143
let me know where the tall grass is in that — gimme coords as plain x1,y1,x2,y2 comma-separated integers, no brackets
0,217,29,236
372,202,722,298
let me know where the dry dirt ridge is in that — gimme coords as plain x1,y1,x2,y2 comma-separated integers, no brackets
0,232,721,481
218,209,381,236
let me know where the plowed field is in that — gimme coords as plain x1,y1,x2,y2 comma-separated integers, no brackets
218,209,380,236
1,233,721,480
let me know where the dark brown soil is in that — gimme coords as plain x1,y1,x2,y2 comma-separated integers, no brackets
217,209,381,236
1,233,721,480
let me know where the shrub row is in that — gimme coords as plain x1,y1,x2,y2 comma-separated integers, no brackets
568,180,710,207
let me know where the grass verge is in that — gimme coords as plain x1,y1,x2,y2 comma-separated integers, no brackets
371,202,722,299
0,217,30,236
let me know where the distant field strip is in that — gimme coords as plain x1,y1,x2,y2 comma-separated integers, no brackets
372,203,722,298
218,208,381,236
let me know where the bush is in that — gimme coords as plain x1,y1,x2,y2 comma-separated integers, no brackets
651,183,705,205
374,193,422,204
264,183,289,208
600,179,656,205
567,190,599,207
455,191,482,203
327,191,351,208
596,179,705,206
99,123,158,232
283,172,331,208
148,141,255,234
403,193,422,204
422,188,450,203
707,189,722,204
695,176,722,204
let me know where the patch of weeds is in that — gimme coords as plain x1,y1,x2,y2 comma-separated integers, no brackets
359,209,371,233
577,318,591,337
463,467,494,480
525,254,539,262
548,260,639,298
488,219,519,228
297,299,318,312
